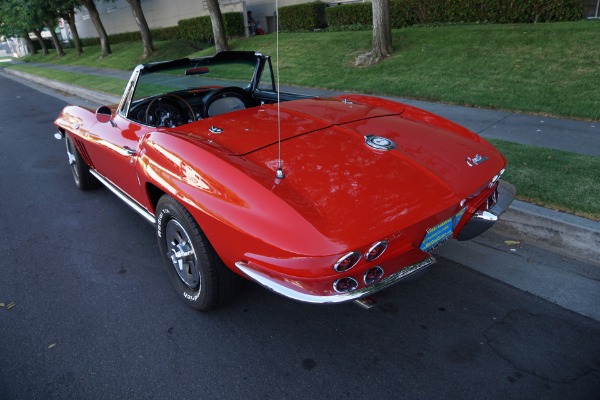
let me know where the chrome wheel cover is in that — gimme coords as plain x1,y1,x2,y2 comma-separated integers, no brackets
165,219,200,289
65,138,79,179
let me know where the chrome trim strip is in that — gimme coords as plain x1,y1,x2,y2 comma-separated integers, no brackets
89,169,156,225
235,256,436,304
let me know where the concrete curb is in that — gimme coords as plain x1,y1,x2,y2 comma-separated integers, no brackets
3,68,121,105
3,68,600,265
496,200,600,265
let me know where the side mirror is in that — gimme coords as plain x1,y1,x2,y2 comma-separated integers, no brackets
96,106,114,124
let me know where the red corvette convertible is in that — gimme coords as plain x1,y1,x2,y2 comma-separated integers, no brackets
54,51,515,311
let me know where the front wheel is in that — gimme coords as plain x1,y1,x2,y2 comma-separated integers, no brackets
65,134,97,190
156,195,240,311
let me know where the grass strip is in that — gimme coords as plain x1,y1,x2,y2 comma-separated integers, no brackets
6,64,173,98
8,64,128,96
18,40,202,71
491,139,600,221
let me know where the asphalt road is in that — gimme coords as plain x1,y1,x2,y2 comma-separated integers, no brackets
1,73,599,400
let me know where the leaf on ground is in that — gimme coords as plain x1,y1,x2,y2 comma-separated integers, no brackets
48,343,56,349
504,240,521,246
0,303,5,307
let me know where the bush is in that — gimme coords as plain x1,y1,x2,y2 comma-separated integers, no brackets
324,0,584,31
279,1,327,31
178,12,244,42
80,37,100,47
403,0,585,24
151,26,181,41
32,38,54,51
326,3,372,28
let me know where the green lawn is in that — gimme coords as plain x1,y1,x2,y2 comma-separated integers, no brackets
491,140,600,220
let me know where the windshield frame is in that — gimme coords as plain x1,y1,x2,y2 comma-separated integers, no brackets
117,51,272,119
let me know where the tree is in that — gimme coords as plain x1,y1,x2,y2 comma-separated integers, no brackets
125,0,154,58
43,18,65,56
355,0,392,66
22,34,38,54
0,0,38,54
80,0,111,57
29,0,65,56
63,3,84,56
53,0,84,56
32,29,49,55
206,0,229,53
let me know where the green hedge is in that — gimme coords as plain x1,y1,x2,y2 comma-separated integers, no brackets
325,0,585,30
151,26,181,41
278,1,327,31
78,13,243,46
32,38,54,51
178,12,244,42
408,0,585,24
326,3,372,27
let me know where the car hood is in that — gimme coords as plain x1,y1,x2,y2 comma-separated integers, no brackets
170,97,506,246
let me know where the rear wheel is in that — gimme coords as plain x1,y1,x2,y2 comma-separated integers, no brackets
65,134,97,190
156,194,240,311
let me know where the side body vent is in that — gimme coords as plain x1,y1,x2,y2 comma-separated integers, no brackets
73,137,94,168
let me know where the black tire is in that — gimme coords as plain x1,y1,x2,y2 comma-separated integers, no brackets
65,134,98,190
156,194,240,311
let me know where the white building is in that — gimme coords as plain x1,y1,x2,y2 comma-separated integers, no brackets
73,0,317,39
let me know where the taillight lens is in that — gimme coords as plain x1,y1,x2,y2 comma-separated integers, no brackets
333,277,358,293
334,252,361,272
365,241,388,261
364,266,384,285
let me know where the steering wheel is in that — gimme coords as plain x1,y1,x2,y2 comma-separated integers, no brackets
203,87,252,118
145,94,196,127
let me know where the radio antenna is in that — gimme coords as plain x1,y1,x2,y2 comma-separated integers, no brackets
275,0,285,179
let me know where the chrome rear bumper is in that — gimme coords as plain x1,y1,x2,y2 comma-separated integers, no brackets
235,256,436,304
457,180,516,241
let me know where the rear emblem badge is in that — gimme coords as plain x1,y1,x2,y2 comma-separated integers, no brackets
365,135,396,151
466,154,488,167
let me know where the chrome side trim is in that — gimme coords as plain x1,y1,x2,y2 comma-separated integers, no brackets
88,169,156,225
235,256,436,304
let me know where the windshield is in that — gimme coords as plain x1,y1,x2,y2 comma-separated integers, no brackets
132,59,259,102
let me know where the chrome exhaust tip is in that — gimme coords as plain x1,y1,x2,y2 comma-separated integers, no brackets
354,296,378,309
54,132,63,140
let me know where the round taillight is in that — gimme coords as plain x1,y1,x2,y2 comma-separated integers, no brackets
333,277,358,293
365,241,388,262
364,266,384,285
334,252,361,272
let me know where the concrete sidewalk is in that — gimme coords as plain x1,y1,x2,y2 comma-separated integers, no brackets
2,63,599,266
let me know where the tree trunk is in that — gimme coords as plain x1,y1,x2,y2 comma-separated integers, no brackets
125,0,154,58
355,0,393,66
206,0,229,53
372,0,392,58
23,34,38,55
81,0,111,57
45,20,65,56
33,30,49,55
66,6,83,56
